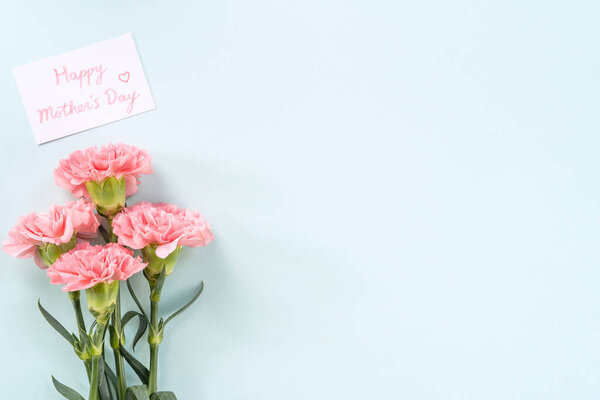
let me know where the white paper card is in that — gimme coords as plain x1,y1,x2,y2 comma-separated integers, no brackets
13,33,156,144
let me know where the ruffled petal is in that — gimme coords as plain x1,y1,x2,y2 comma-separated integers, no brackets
155,238,181,259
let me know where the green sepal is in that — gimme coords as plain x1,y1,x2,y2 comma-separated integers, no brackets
120,344,150,385
164,282,204,326
142,245,181,284
150,392,177,400
122,310,148,351
38,299,76,345
125,385,150,400
86,176,126,218
51,376,85,400
85,281,119,325
38,235,77,266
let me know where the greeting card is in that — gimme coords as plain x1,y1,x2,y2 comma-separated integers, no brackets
13,34,155,144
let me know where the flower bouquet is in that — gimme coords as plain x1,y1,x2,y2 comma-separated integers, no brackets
2,143,213,400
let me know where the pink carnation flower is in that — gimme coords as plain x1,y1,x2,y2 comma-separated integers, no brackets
112,202,214,258
54,143,153,199
47,242,147,292
62,199,102,240
2,200,100,268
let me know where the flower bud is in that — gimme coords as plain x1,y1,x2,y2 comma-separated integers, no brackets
142,244,182,285
85,176,126,218
109,324,121,349
85,281,119,324
37,235,77,267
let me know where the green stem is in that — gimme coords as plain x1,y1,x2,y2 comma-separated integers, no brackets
106,215,118,243
149,343,159,394
104,214,126,399
148,291,162,394
112,284,127,400
88,322,107,400
69,291,91,381
89,354,102,400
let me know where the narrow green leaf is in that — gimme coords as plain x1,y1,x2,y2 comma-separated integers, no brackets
88,319,98,336
93,321,109,347
51,376,85,400
122,311,140,327
133,315,148,351
164,282,204,326
125,385,150,400
121,310,148,350
98,356,111,400
127,279,150,323
77,327,90,348
154,266,167,295
104,362,118,399
120,344,149,385
38,300,75,345
150,392,177,400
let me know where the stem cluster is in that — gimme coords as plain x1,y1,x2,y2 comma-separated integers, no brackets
88,322,107,400
44,206,205,400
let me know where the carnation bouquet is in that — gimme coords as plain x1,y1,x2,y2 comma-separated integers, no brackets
3,143,213,400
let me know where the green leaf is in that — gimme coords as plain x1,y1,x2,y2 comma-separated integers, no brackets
150,392,177,400
77,327,90,348
154,266,167,295
98,356,112,400
125,385,150,400
133,315,148,351
104,361,118,399
122,310,139,326
121,311,148,351
93,321,109,347
51,376,85,400
38,300,76,345
88,320,98,336
164,282,204,326
127,279,150,324
120,344,149,385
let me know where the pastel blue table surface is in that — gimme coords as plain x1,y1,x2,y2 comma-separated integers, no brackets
1,1,599,399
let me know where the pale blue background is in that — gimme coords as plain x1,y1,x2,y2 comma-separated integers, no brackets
0,1,599,399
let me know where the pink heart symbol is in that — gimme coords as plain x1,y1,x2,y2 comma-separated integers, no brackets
118,71,130,83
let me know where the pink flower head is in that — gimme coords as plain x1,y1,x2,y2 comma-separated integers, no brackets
63,199,102,240
112,202,214,258
54,143,153,199
2,200,100,268
47,242,147,292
